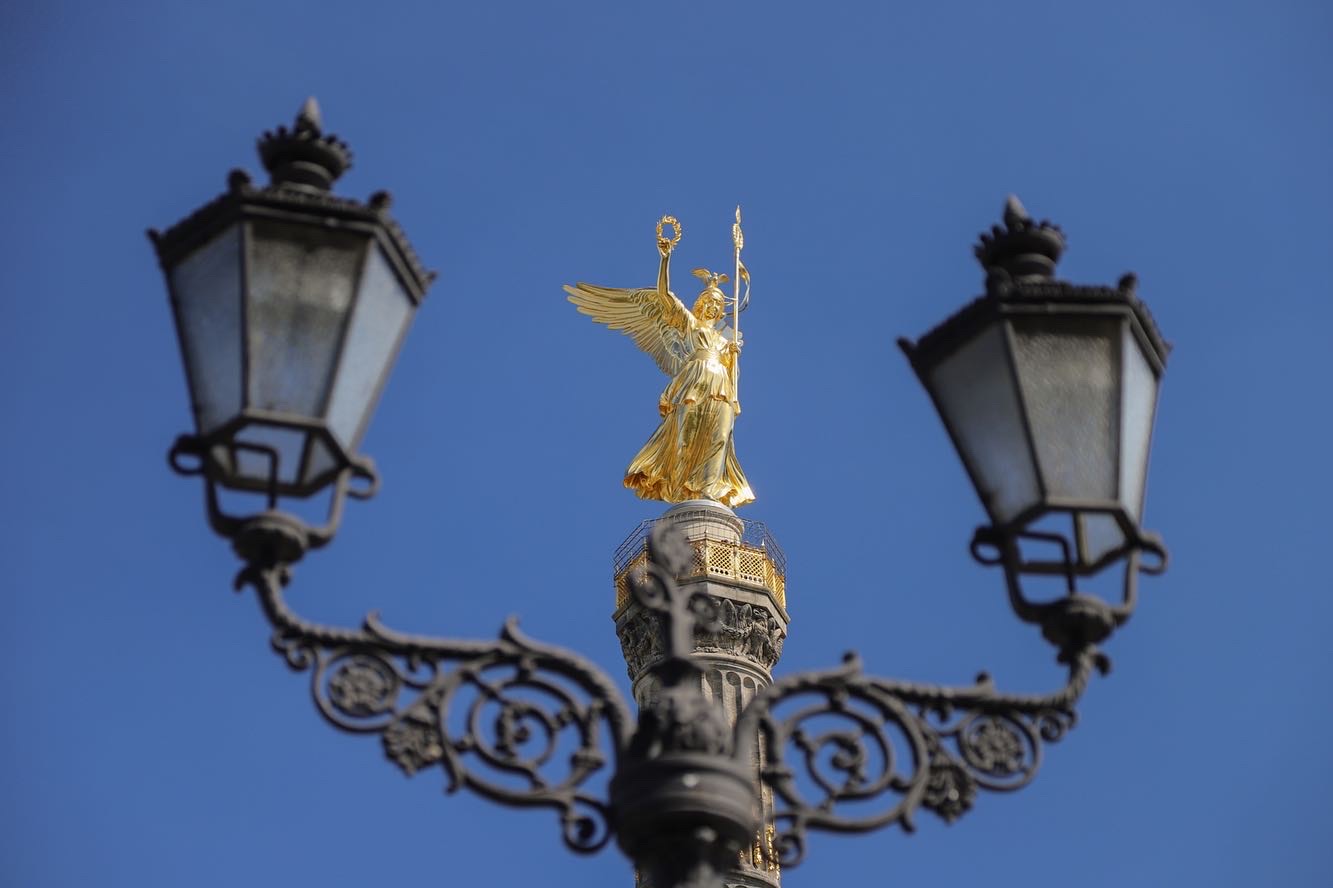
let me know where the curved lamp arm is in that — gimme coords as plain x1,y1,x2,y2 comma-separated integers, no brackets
230,513,635,856
734,646,1099,868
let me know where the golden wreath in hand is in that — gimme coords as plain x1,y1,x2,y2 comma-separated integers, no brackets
656,215,682,254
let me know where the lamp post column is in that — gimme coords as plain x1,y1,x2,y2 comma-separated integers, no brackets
615,501,789,888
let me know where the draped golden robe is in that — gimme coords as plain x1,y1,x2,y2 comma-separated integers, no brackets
625,310,753,508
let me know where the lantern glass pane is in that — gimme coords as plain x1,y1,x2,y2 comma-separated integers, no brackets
232,423,309,487
305,434,340,482
1013,316,1119,501
1078,512,1125,566
246,220,367,419
1120,328,1159,521
928,324,1040,524
326,245,414,451
169,224,243,434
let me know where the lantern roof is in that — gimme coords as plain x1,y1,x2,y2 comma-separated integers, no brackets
900,197,1170,369
147,99,434,303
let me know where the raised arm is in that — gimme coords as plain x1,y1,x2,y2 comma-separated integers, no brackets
656,239,672,297
650,238,692,334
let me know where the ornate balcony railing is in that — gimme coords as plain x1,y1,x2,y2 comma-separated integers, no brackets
613,516,787,611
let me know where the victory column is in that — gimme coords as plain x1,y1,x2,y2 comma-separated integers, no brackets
566,211,788,888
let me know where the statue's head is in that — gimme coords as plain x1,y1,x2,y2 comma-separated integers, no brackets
690,268,729,323
692,287,725,322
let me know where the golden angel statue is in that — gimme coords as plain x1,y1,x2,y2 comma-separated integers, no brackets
564,214,754,508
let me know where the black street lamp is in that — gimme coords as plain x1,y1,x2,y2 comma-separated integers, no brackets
150,103,1170,888
150,97,432,549
899,196,1169,659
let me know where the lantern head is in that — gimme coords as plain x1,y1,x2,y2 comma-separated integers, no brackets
150,99,434,545
900,197,1168,580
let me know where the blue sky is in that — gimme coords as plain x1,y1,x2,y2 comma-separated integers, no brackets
3,1,1331,886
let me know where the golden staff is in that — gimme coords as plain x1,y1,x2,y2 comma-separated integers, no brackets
731,205,745,402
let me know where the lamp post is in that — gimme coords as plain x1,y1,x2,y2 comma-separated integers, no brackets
150,103,1169,888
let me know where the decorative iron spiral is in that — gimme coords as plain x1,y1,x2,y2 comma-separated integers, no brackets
737,650,1092,866
242,564,631,855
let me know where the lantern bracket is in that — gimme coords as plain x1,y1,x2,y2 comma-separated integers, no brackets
168,431,378,551
969,520,1168,583
968,522,1168,663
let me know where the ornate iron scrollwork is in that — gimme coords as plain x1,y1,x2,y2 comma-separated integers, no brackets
734,643,1098,868
233,516,633,855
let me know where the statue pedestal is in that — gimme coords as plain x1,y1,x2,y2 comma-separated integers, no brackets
614,501,789,888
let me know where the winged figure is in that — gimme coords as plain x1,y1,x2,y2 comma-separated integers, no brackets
564,227,754,508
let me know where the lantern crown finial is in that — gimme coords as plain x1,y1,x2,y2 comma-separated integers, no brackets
1001,194,1030,229
257,96,352,192
296,96,322,132
975,195,1065,281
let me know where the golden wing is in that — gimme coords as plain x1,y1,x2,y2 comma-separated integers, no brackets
564,282,688,376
